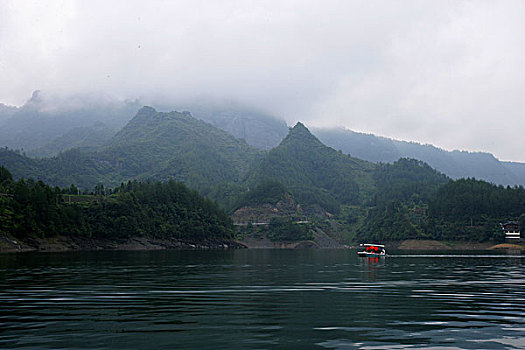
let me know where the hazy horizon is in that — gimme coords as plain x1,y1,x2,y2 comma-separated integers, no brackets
1,1,524,162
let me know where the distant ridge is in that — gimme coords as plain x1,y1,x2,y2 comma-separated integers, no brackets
0,91,141,152
159,100,289,150
28,122,115,158
313,127,524,186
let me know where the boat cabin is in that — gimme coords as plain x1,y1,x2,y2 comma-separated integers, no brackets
365,245,382,253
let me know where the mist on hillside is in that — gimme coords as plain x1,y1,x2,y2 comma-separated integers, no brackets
0,91,289,153
1,1,525,162
0,89,524,187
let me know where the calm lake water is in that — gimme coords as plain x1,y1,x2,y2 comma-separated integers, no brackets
0,249,524,349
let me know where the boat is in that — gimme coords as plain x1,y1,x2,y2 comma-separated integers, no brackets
357,243,386,257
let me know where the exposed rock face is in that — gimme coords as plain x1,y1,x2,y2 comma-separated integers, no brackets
232,193,301,224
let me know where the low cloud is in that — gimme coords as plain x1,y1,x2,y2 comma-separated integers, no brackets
1,1,524,161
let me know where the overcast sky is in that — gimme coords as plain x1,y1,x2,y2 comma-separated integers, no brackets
1,0,524,161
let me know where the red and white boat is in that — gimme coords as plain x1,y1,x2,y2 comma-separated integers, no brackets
357,243,386,257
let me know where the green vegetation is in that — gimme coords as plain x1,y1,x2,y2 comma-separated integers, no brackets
357,200,421,242
356,176,525,242
424,178,525,241
232,180,289,210
0,107,262,193
247,123,375,214
28,122,116,158
83,180,233,239
354,158,448,242
268,217,312,241
428,178,525,220
2,111,524,245
0,167,233,242
371,158,449,206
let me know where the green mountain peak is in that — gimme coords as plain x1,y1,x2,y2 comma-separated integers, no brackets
279,122,325,150
288,122,313,137
98,107,263,190
247,121,376,213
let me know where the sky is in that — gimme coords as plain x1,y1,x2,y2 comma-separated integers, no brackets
1,0,524,162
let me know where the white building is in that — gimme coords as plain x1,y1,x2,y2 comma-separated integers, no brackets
501,221,521,241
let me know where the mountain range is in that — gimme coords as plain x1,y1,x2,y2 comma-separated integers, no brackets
0,103,454,222
0,106,262,193
0,92,523,187
2,101,524,244
313,128,524,186
0,91,141,153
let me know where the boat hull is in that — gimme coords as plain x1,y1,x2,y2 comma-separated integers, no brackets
357,251,385,257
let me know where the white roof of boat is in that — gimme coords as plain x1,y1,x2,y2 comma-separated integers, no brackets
360,243,385,247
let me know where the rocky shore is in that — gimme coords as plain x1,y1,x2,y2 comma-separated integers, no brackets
0,234,246,253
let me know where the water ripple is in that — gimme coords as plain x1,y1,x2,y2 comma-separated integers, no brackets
0,250,524,349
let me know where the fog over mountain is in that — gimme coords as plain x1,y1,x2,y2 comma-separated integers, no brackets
0,89,524,187
1,1,525,162
0,91,288,153
0,90,141,152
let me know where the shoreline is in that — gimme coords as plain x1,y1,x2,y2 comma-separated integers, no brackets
0,234,246,253
1,235,523,254
381,240,524,251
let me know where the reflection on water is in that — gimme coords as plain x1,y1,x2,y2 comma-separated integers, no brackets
0,249,523,349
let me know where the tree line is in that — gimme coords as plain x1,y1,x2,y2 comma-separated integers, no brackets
2,157,524,244
0,166,233,241
355,163,525,242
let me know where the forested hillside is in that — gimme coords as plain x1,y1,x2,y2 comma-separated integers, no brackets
1,110,524,245
97,106,263,191
0,167,233,243
246,122,376,214
429,178,525,222
355,174,525,243
29,122,115,158
355,159,450,241
0,107,263,192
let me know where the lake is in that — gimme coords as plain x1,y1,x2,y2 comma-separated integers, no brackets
1,249,524,349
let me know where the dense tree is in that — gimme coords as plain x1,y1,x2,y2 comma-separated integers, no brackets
0,167,233,241
268,217,312,241
371,158,449,206
429,178,525,222
356,169,522,243
356,200,421,242
232,180,289,210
